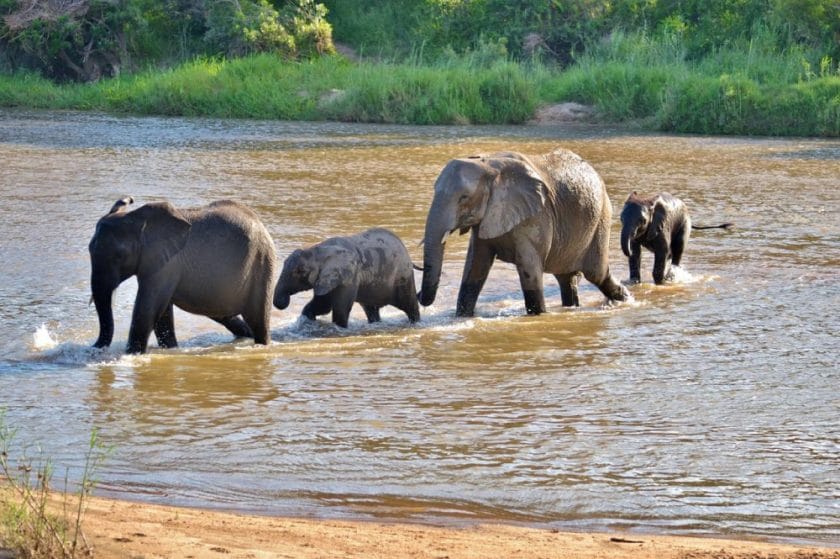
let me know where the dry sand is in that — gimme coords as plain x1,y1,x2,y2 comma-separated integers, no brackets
61,495,838,559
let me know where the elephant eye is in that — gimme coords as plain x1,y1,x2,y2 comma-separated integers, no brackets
458,194,469,203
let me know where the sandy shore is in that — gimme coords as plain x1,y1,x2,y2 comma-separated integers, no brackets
37,495,830,559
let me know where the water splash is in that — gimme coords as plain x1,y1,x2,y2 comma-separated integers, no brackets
31,323,58,350
670,265,699,284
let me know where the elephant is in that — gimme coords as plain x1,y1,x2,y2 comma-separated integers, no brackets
88,197,277,354
620,191,733,284
273,228,421,328
419,148,629,316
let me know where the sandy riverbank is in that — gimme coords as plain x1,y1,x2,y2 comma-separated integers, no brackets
45,495,836,559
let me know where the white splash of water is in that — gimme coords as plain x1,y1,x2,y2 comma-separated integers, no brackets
32,323,58,350
669,265,699,284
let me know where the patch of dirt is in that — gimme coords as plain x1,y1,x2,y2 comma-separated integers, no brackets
73,495,840,559
529,102,597,124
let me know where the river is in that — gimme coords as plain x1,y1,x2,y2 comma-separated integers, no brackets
0,110,837,544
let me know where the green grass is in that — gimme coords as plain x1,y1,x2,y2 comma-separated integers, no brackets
535,30,840,136
1,40,838,135
0,54,537,124
1,410,111,558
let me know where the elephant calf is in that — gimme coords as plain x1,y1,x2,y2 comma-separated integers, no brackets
620,191,732,284
89,197,276,353
274,228,420,328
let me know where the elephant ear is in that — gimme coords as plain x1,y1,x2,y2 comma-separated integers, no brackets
646,197,668,242
478,158,547,240
314,246,357,296
132,202,192,276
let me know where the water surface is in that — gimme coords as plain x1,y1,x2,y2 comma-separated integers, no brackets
0,110,838,544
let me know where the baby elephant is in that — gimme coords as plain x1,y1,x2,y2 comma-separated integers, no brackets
274,228,421,327
620,192,732,284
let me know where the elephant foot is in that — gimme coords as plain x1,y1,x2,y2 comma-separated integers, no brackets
598,277,631,303
522,289,546,315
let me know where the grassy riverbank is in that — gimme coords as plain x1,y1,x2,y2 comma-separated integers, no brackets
1,46,838,136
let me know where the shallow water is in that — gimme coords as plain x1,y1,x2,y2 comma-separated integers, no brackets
0,110,838,544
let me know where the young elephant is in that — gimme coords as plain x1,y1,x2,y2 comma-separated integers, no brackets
274,228,420,327
89,197,276,353
620,192,731,284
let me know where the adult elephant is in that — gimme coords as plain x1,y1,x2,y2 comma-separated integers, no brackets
419,148,629,316
89,197,276,354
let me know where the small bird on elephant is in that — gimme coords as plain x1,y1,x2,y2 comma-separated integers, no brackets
620,191,733,285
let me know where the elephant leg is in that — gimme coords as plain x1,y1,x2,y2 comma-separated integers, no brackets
555,272,581,307
362,305,381,323
330,285,358,328
127,282,176,354
671,226,689,268
652,245,672,285
394,281,421,323
456,239,496,317
515,246,545,315
153,303,178,348
242,292,271,346
594,267,630,302
628,240,642,283
302,295,332,320
212,316,254,339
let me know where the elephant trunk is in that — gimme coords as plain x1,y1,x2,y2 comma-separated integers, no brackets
274,289,290,310
91,276,116,348
620,223,633,258
273,273,292,310
419,201,455,307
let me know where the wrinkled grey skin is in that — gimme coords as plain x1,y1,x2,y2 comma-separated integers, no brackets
620,191,690,285
89,197,276,353
419,148,629,315
274,228,420,327
620,191,732,284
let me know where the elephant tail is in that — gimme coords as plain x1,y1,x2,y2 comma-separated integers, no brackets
693,222,734,230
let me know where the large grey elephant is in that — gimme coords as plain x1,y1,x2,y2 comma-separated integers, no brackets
89,197,276,353
419,148,629,315
274,228,420,327
620,191,733,284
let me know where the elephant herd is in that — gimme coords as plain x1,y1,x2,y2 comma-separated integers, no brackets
88,147,730,354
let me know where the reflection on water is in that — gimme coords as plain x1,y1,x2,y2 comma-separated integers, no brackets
0,109,838,544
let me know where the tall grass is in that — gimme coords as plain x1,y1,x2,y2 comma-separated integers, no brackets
1,410,111,558
0,34,838,135
0,54,537,124
536,29,840,136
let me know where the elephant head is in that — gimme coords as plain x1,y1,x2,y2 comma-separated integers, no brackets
88,198,191,348
620,192,663,257
419,154,548,306
273,245,357,309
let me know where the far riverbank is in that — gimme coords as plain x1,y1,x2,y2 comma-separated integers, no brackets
1,53,838,136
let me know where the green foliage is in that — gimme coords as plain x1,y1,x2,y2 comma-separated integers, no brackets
0,0,335,82
1,410,112,558
323,58,535,124
324,0,840,65
0,0,140,82
657,73,840,136
1,1,838,135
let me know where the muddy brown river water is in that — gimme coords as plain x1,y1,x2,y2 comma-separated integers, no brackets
0,110,837,544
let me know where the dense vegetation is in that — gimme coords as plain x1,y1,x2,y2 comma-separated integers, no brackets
1,0,839,136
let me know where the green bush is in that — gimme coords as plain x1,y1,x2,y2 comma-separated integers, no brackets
656,73,840,136
321,59,535,124
0,0,335,82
